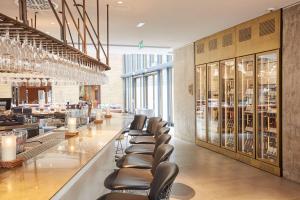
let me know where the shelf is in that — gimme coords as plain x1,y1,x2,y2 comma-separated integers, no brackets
0,12,109,71
245,126,254,132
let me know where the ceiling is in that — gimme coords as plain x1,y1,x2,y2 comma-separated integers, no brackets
0,0,298,52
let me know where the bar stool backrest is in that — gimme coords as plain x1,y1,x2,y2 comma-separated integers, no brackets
153,134,171,155
151,144,174,175
129,115,147,130
146,117,162,134
149,162,179,200
151,120,168,136
154,127,170,139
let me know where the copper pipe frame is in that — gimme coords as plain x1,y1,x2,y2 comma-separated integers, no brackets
73,0,107,58
47,0,64,40
83,0,87,53
106,4,109,66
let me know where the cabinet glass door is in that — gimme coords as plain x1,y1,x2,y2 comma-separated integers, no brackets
220,59,235,150
256,51,279,165
237,55,255,156
196,65,207,141
207,62,220,145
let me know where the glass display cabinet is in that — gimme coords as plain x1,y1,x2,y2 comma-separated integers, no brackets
220,59,235,151
194,10,281,175
256,50,279,165
207,62,220,145
237,55,255,156
196,65,207,141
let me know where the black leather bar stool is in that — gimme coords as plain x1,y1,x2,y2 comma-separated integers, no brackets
104,144,174,191
98,162,179,200
125,134,171,155
129,127,170,145
128,115,148,131
116,143,172,169
116,114,147,154
128,117,163,137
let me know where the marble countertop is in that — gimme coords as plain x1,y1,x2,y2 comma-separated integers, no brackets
0,114,131,200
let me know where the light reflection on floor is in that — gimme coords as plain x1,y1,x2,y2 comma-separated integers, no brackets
169,138,300,200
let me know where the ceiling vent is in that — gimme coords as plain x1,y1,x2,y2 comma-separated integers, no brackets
196,43,204,54
259,18,275,36
222,33,233,47
15,0,58,11
208,39,217,51
239,27,252,42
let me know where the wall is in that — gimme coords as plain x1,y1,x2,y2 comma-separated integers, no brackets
173,44,195,143
52,85,80,105
101,54,124,108
0,84,12,98
282,4,300,183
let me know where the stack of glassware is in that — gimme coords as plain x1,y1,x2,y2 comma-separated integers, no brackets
0,30,108,86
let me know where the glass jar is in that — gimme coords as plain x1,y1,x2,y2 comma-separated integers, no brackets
12,128,28,154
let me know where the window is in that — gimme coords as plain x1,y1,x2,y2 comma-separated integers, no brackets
147,75,154,109
135,77,143,109
123,53,173,123
162,69,168,121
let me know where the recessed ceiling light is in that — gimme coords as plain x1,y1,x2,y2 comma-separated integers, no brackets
267,7,275,12
46,31,50,34
50,22,55,25
117,1,123,4
136,22,145,28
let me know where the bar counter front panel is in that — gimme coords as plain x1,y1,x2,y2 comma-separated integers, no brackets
0,114,131,200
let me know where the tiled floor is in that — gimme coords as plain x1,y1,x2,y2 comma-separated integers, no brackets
169,138,300,200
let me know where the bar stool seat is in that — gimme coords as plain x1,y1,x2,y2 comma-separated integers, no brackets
125,144,155,155
104,168,153,190
98,193,147,200
128,129,153,137
105,144,174,191
116,154,153,169
129,127,170,145
98,162,179,200
125,134,171,155
129,136,155,144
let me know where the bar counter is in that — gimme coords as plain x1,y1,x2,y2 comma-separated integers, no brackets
0,114,131,200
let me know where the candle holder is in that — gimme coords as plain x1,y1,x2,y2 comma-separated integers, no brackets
94,109,104,124
65,118,79,138
0,158,24,169
0,134,24,168
104,106,112,118
94,119,104,124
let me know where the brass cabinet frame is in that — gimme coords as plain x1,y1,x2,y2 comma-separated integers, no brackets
220,58,236,152
236,54,256,159
195,64,208,143
194,10,282,176
255,50,280,167
206,62,221,147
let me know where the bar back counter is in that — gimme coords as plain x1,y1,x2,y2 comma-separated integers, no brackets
0,114,131,200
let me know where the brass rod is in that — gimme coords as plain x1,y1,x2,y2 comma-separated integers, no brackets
62,0,67,43
85,10,107,58
97,0,100,61
83,0,87,53
78,18,80,51
19,0,28,25
34,12,38,28
72,0,99,55
64,1,84,44
65,17,74,47
47,0,63,39
106,4,109,66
